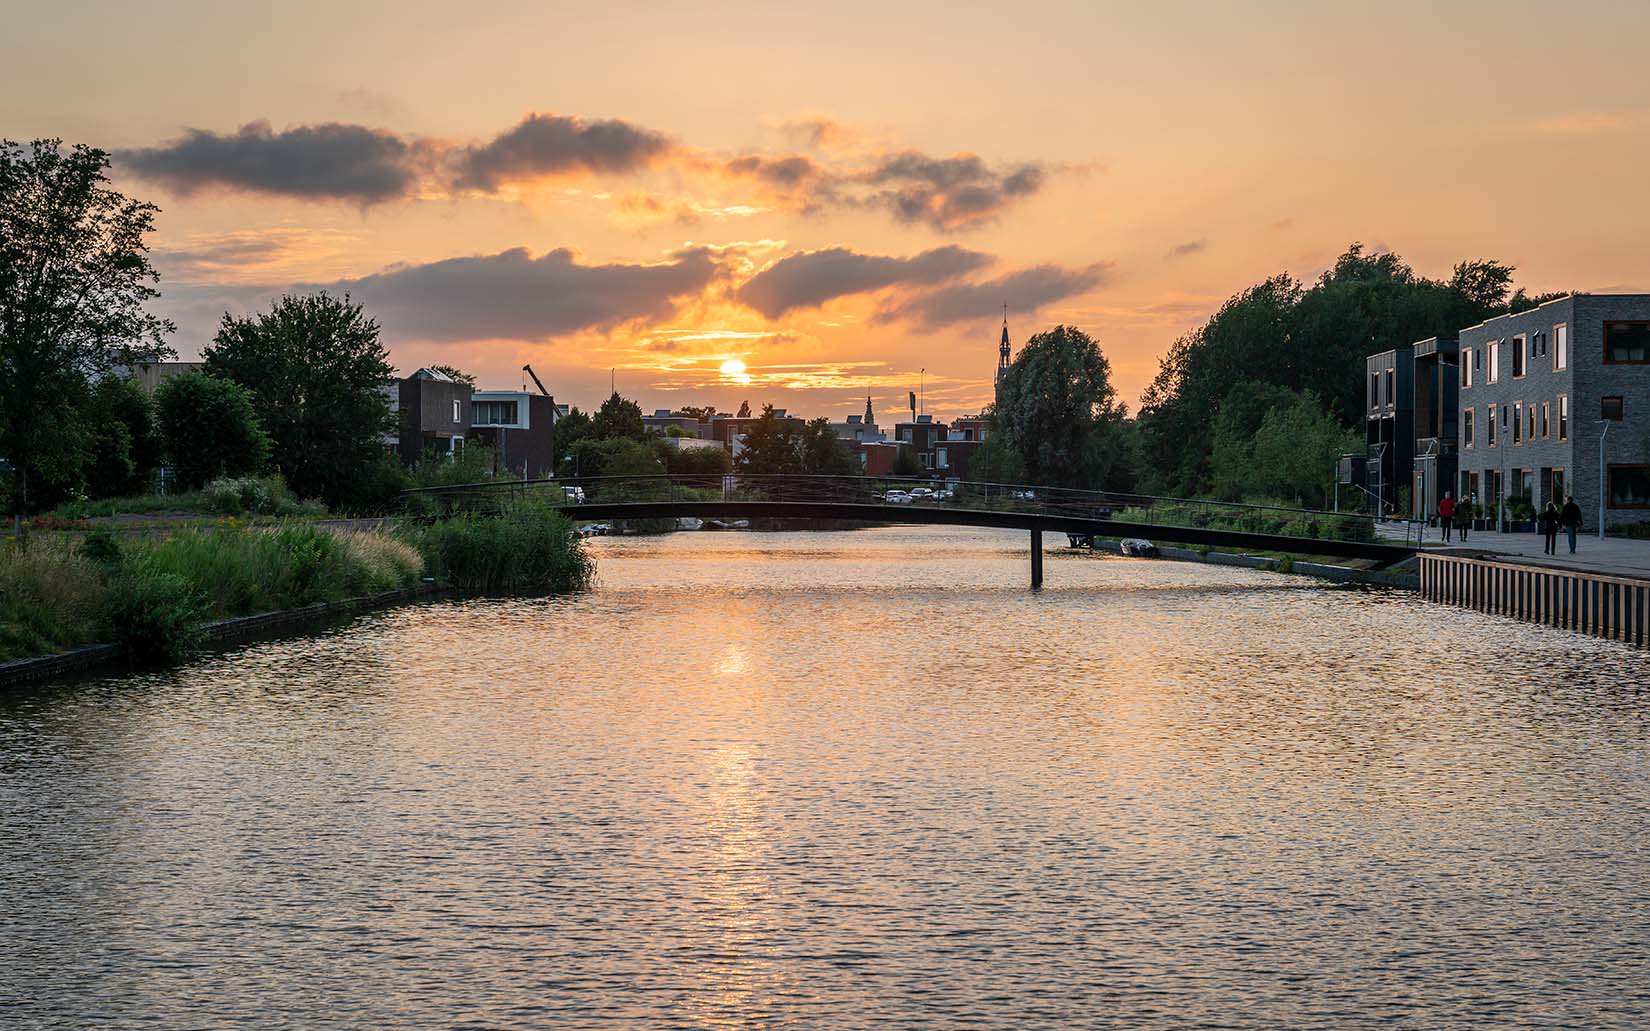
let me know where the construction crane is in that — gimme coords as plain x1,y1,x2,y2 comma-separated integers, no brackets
521,364,550,397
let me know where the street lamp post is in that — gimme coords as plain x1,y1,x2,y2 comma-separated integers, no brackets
1598,419,1611,541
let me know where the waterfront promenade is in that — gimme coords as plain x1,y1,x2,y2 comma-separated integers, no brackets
1380,522,1650,579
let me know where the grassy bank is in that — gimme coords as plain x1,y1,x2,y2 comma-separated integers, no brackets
406,499,594,593
3,499,599,667
1,524,423,664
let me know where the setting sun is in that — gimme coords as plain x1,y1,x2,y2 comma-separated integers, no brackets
719,357,751,385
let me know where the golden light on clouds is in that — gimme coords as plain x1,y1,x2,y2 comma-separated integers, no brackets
15,1,1647,420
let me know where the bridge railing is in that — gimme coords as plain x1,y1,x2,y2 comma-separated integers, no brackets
402,474,1381,542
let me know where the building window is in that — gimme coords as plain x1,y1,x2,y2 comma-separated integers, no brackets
899,427,913,442
1541,401,1550,438
1551,468,1565,503
1488,339,1500,383
452,400,462,424
1608,465,1650,508
1526,403,1535,442
473,400,519,425
1605,322,1650,364
1370,372,1379,408
1512,334,1526,377
936,447,949,469
1461,348,1474,388
1488,404,1498,446
1512,401,1522,444
1554,323,1568,370
1533,330,1547,358
1463,407,1475,448
1602,396,1625,421
1558,394,1569,440
1385,368,1395,405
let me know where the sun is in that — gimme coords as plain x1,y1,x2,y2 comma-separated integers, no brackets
719,357,751,385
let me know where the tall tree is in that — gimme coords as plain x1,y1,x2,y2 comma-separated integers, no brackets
153,372,270,489
734,405,802,475
84,376,161,497
552,407,592,474
798,417,855,476
993,325,1127,489
0,139,173,522
204,292,394,506
590,391,646,441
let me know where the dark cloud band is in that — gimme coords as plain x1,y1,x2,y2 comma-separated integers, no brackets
737,245,993,318
119,120,419,203
320,246,721,342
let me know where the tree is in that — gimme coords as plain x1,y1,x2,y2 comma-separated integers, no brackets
993,325,1127,489
675,405,720,422
1,139,173,522
85,376,160,497
969,412,1027,483
590,391,646,441
1245,393,1359,508
427,363,475,386
736,401,751,418
566,437,663,480
553,407,592,474
153,372,270,488
203,292,394,507
664,443,731,477
798,417,855,476
734,405,802,474
1137,242,1528,497
891,445,923,477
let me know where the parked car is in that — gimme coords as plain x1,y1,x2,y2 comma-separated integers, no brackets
561,485,587,504
908,487,935,501
934,489,954,501
1011,489,1037,501
883,490,912,504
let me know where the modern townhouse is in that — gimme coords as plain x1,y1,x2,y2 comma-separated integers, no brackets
1457,294,1650,529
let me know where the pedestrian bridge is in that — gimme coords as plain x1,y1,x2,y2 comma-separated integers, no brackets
403,474,1412,588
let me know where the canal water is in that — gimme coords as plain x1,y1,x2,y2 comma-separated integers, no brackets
3,527,1648,1029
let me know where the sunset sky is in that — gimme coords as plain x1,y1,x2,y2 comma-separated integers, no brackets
7,0,1650,424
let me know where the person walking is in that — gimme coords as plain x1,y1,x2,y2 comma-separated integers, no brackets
1539,500,1560,555
1459,494,1473,542
1437,491,1456,543
1560,494,1584,555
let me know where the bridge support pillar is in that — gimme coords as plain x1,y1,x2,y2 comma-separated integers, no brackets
1030,529,1043,591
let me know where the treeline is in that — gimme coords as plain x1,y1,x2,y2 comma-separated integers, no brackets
1,140,409,519
552,397,855,479
1133,244,1559,506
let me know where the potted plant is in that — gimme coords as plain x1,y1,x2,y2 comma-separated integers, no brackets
1509,496,1536,533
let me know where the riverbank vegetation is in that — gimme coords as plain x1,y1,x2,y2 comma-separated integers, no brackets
0,524,424,664
406,499,594,594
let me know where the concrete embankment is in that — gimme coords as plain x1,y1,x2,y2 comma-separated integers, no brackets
1418,553,1650,648
0,582,446,689
1083,538,1419,589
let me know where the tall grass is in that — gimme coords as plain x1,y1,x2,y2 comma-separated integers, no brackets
409,499,594,593
0,524,424,665
51,473,325,520
0,540,106,660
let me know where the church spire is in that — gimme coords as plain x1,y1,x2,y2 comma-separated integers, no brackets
864,394,874,425
996,303,1012,385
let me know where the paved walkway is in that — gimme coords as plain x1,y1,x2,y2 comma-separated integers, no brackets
1377,521,1650,579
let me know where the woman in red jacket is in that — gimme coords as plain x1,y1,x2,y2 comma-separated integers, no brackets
1437,491,1456,543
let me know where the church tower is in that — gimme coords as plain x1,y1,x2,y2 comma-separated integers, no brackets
995,305,1011,386
864,395,874,425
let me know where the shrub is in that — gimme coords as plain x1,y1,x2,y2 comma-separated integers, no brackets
77,528,124,566
411,499,593,593
199,474,322,516
106,564,207,664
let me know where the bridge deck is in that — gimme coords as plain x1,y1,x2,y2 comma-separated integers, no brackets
568,500,1411,565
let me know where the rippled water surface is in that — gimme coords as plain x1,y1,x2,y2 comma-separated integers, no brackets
4,527,1649,1029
